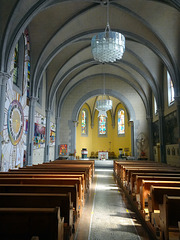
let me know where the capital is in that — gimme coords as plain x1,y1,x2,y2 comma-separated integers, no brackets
45,109,51,117
29,96,38,102
157,108,164,117
146,115,152,121
72,120,79,127
0,71,11,85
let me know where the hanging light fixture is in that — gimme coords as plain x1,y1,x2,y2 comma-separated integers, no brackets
96,99,112,117
96,66,112,117
91,0,125,63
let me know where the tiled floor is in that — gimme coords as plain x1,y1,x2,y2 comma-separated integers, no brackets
75,161,150,240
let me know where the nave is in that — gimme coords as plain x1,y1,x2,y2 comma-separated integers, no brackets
75,161,150,240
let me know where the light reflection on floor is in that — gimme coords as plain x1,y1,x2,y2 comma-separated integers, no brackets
75,166,150,240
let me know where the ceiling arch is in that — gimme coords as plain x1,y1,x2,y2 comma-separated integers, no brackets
0,0,179,118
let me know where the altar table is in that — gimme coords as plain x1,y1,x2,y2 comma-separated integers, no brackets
98,151,108,160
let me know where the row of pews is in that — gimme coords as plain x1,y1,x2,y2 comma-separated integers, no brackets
114,160,180,240
0,159,95,240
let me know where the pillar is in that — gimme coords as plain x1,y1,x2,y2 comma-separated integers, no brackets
55,116,60,159
26,97,38,166
68,120,78,160
146,115,154,161
0,72,10,171
175,96,180,156
44,109,51,163
158,108,166,163
129,121,134,157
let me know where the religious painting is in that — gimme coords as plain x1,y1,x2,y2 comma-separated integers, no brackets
59,144,68,156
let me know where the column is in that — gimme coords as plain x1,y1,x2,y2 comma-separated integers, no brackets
129,121,134,157
26,97,38,166
55,116,60,159
0,72,10,171
175,96,180,156
158,108,166,163
44,109,51,163
68,120,78,160
146,115,154,161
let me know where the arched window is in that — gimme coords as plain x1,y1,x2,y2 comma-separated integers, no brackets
24,28,30,98
167,71,174,106
99,114,107,135
154,97,157,115
12,35,25,92
13,43,19,85
81,109,88,136
118,109,125,135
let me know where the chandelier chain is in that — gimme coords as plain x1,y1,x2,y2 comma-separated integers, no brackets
105,0,110,32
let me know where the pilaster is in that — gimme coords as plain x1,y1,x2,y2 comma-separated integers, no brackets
0,72,10,171
55,116,60,159
68,120,77,160
44,109,51,163
175,96,180,157
146,115,154,161
26,96,38,166
129,121,134,157
157,108,166,163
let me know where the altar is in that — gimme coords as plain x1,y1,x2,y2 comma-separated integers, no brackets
98,151,108,160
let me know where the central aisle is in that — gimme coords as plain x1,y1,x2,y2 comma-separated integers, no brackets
75,161,150,240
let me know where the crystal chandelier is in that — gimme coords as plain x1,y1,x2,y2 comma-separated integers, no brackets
96,98,112,117
91,0,125,63
96,68,112,117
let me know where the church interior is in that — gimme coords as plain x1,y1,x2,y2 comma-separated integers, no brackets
0,0,180,239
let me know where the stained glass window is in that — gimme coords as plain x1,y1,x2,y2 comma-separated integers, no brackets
154,97,157,114
99,115,107,135
118,109,125,135
167,71,174,105
81,109,88,135
13,43,19,84
24,29,30,98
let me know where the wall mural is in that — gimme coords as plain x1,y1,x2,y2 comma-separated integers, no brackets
33,112,46,149
33,112,56,149
152,121,159,146
164,111,178,144
2,67,29,171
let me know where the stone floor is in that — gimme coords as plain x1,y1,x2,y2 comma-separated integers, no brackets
74,160,151,240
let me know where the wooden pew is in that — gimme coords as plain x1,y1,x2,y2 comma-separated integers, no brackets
8,170,90,191
25,163,93,180
149,186,180,214
40,161,94,184
159,195,180,240
0,183,81,219
136,176,180,194
126,167,180,187
0,173,86,199
114,160,167,181
113,160,180,239
0,207,64,240
14,165,92,188
148,186,180,233
50,159,95,176
0,177,84,205
140,180,180,211
0,160,94,239
0,192,73,239
130,172,180,194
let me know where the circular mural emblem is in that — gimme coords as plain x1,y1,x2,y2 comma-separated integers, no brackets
7,100,24,145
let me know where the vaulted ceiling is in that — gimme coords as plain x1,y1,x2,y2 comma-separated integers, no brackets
1,0,180,117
